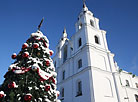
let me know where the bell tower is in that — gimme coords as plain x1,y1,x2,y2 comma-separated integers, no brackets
75,2,109,52
76,2,100,32
53,2,119,102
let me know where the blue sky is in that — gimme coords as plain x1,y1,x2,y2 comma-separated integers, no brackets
0,0,138,84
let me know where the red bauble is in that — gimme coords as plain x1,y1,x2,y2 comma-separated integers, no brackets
33,43,39,49
11,53,16,59
45,86,50,91
49,77,55,84
49,51,53,56
46,61,50,66
22,52,29,58
22,43,28,49
0,94,4,99
8,82,15,88
24,94,32,101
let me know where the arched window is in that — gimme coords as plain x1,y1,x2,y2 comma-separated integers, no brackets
76,80,82,96
94,35,100,44
57,47,60,52
63,45,67,63
90,20,94,27
136,83,138,88
60,87,64,99
62,70,65,80
126,80,130,87
62,88,64,97
135,94,138,102
78,59,82,69
103,78,113,97
54,61,56,68
79,23,82,29
78,38,82,47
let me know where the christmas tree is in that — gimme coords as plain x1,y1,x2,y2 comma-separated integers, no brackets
0,20,60,102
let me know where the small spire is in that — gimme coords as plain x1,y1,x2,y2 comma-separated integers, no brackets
83,0,86,8
61,27,67,40
38,17,44,31
82,0,88,12
63,27,66,34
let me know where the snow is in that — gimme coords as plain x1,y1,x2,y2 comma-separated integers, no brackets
18,97,21,100
57,91,60,95
23,43,28,47
31,31,43,38
24,52,29,55
39,44,50,55
38,98,42,101
12,82,18,88
28,87,32,90
44,98,51,102
51,71,57,77
40,85,45,88
12,53,16,55
31,30,49,43
30,57,43,66
34,86,39,90
56,99,61,102
9,63,17,70
25,93,32,96
0,91,6,96
17,94,20,96
33,43,39,46
13,67,31,74
32,63,39,71
37,67,51,80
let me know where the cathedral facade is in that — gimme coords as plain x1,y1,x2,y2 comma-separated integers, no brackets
53,3,138,102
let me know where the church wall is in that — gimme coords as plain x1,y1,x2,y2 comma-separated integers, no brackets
57,79,73,102
89,48,112,72
72,69,92,102
113,72,138,102
57,66,93,102
92,68,118,102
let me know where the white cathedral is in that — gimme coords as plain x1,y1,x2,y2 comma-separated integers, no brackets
53,3,138,102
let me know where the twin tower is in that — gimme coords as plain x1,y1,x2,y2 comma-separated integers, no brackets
53,3,138,102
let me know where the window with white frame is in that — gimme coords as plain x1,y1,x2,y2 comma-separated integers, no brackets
63,45,67,63
57,47,60,52
135,94,138,102
94,35,100,44
78,38,82,47
78,59,82,69
126,80,130,87
54,61,56,68
60,88,64,100
90,20,94,27
62,70,65,80
76,80,82,96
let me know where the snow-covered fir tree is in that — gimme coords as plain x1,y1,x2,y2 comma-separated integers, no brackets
0,29,60,102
